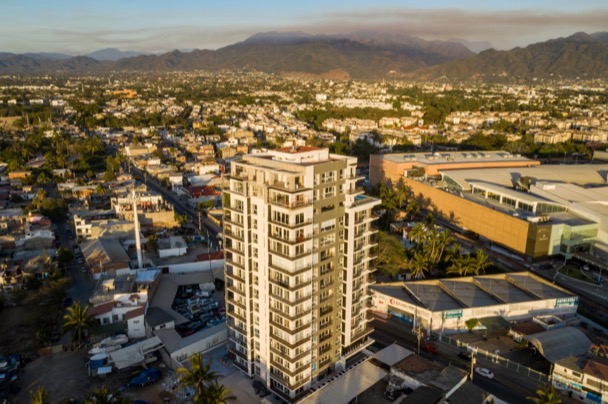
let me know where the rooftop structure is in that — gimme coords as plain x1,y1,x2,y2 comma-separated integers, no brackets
370,150,540,187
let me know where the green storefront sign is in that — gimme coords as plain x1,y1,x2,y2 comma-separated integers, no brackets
443,310,463,319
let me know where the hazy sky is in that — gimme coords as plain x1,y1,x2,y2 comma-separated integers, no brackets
2,0,607,54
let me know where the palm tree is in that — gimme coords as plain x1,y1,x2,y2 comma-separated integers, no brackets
408,223,426,246
434,230,455,265
204,380,236,404
177,353,220,401
405,199,420,221
527,384,561,404
32,189,48,209
84,386,131,404
30,386,50,404
62,301,95,347
424,211,436,228
447,255,473,277
95,183,107,195
472,250,491,275
409,252,430,279
395,180,412,211
380,184,398,227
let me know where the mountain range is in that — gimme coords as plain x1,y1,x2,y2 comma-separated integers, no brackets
0,31,607,81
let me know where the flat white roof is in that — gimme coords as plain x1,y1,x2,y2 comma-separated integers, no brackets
372,343,413,366
302,360,387,404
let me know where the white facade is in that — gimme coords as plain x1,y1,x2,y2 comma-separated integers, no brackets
224,147,380,401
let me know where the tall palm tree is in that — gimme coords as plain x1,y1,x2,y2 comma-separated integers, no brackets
409,252,430,279
434,230,455,265
380,184,398,227
408,223,426,247
30,386,50,404
527,384,561,404
204,380,236,404
177,353,220,401
62,301,95,347
395,180,412,211
405,199,420,221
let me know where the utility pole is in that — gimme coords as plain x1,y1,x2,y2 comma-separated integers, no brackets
470,352,476,380
415,325,422,355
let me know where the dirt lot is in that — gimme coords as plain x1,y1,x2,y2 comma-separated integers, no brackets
0,303,173,403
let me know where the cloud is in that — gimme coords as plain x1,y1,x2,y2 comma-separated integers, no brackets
291,8,608,49
2,6,607,53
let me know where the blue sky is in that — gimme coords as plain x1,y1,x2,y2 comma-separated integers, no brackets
1,0,606,54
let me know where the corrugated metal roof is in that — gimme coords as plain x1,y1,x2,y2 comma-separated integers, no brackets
526,327,592,362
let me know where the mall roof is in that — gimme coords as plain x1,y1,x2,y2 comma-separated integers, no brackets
443,164,608,191
372,272,573,312
382,150,533,165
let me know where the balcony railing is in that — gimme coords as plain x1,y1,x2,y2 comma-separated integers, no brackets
270,198,312,210
269,232,313,244
269,277,311,292
270,316,311,335
269,217,313,228
269,262,313,277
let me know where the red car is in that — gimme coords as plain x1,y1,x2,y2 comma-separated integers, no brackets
421,344,437,354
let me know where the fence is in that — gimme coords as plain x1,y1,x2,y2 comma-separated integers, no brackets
436,333,549,384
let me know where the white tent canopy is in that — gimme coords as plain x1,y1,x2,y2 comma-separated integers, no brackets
108,336,163,370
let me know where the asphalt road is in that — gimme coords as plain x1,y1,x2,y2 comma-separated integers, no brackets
53,217,95,306
124,161,222,248
371,317,560,404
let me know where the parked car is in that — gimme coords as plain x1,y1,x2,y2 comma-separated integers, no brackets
475,367,494,379
420,344,437,354
127,368,161,388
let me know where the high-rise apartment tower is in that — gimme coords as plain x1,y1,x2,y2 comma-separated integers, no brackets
223,147,380,401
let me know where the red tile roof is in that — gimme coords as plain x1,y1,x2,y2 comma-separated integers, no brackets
88,301,114,316
125,306,145,321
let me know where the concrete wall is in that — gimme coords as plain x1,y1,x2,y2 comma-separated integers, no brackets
404,178,531,256
171,327,227,364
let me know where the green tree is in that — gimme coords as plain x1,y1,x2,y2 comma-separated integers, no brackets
84,386,131,404
175,214,189,227
472,250,491,275
177,353,221,402
57,247,74,270
408,252,430,279
146,234,159,252
465,318,479,332
527,384,561,404
380,184,398,227
32,189,48,210
376,231,407,277
408,223,427,246
446,255,474,277
30,386,51,404
204,380,236,404
62,301,95,347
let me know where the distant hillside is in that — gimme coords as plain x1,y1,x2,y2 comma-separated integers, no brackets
0,31,607,80
419,32,608,80
112,32,474,79
0,54,99,73
86,48,150,61
0,31,472,78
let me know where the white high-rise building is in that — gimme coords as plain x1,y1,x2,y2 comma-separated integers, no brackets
223,146,380,401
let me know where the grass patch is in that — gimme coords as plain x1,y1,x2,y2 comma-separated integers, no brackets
559,265,594,283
